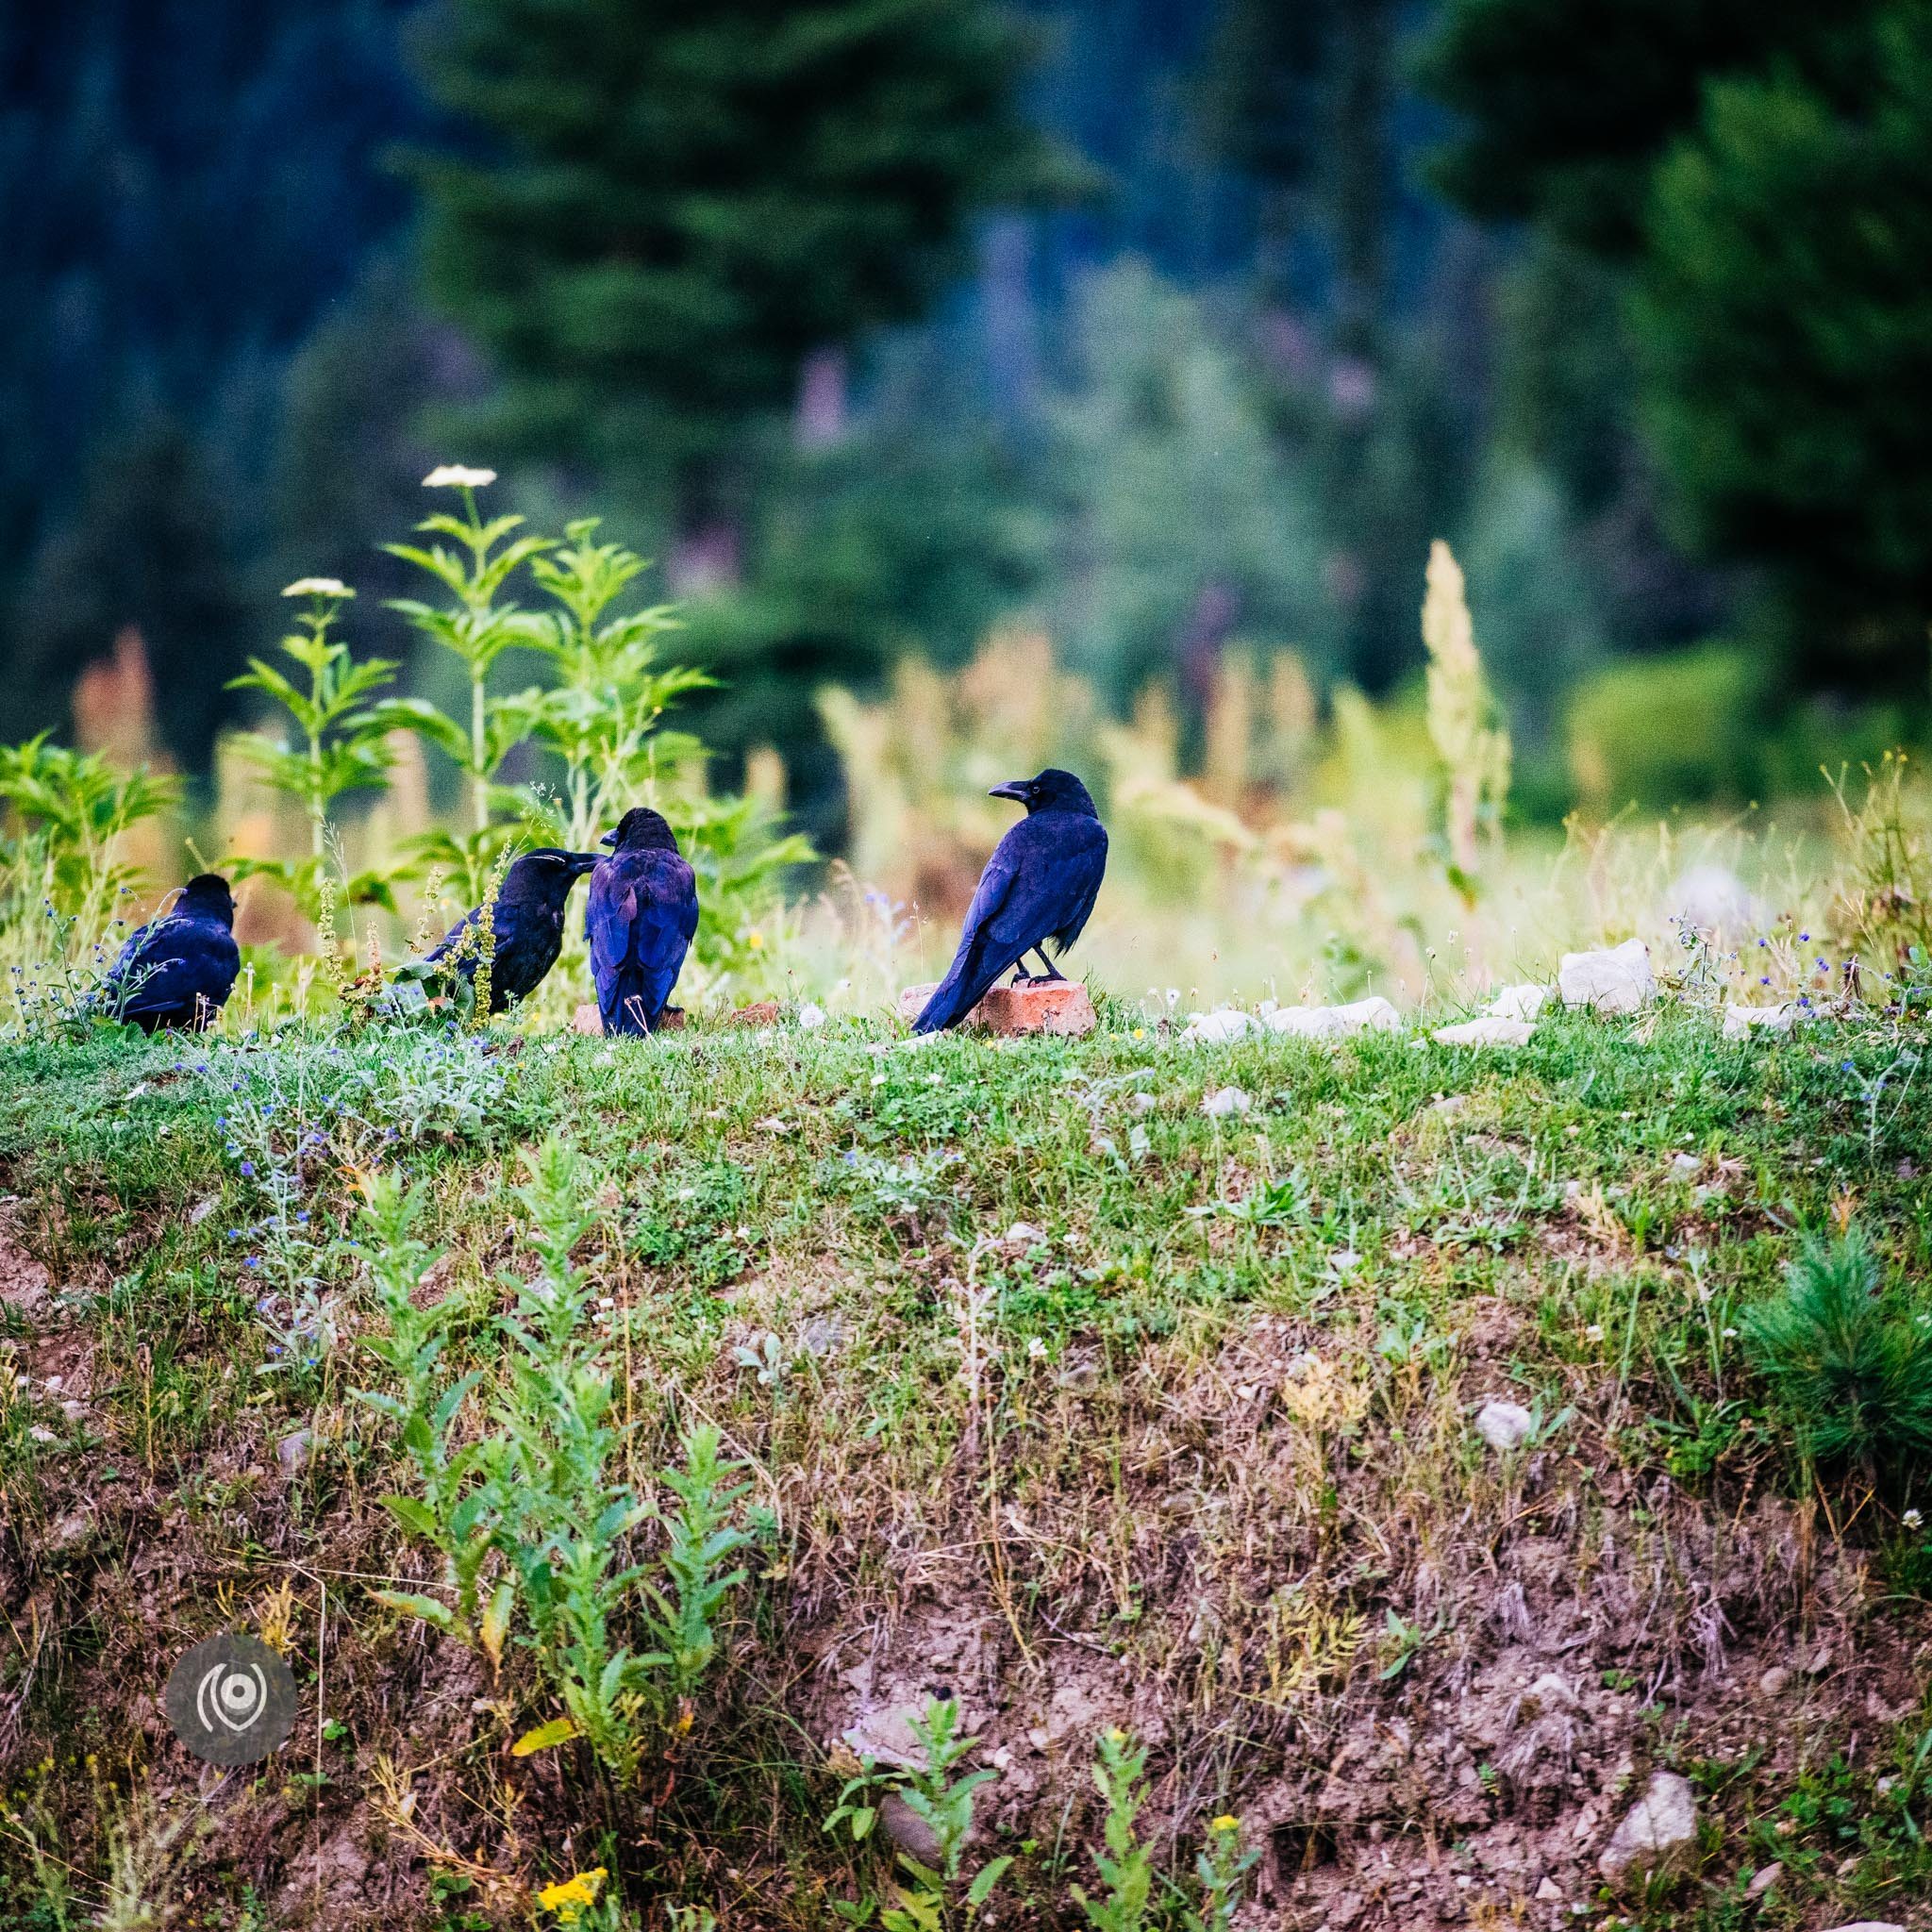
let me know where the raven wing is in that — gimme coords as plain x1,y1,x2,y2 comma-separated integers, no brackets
111,916,239,1023
627,854,699,1011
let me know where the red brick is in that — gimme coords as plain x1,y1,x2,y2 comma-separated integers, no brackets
896,978,1095,1037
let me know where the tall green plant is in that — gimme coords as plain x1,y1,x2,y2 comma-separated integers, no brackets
525,518,708,851
0,735,180,927
382,466,553,901
355,1172,501,1646
356,1137,752,1785
225,577,401,913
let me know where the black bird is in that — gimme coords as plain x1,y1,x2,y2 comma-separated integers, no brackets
585,808,699,1035
98,873,242,1032
425,849,600,1012
914,768,1108,1034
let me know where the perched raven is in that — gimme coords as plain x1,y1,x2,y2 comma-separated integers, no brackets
586,808,699,1035
914,768,1108,1034
98,873,242,1032
425,848,600,1012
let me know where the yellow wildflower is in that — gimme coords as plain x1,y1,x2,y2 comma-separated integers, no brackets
1210,1813,1240,1833
536,1867,607,1924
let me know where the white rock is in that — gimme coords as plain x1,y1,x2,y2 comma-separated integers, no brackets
1434,1017,1536,1048
896,983,940,1024
1816,1924,1905,1932
1743,1862,1782,1898
277,1429,312,1477
1598,1771,1699,1889
1534,1877,1562,1903
1723,1002,1800,1041
1181,1008,1254,1045
1560,939,1657,1014
1666,864,1764,936
841,1703,931,1770
1485,983,1549,1023
1201,1086,1251,1118
1524,1673,1578,1711
1264,996,1403,1040
1474,1399,1536,1452
1670,1153,1701,1177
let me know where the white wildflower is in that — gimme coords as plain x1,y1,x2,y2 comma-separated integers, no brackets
281,576,352,599
796,1001,826,1029
1027,1337,1048,1360
1904,1508,1924,1531
422,463,497,490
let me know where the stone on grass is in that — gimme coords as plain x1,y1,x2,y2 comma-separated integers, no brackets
727,1001,782,1028
1434,1016,1536,1048
1723,1002,1801,1041
1743,1862,1783,1899
1264,995,1402,1040
1485,983,1548,1024
1815,1923,1905,1932
1181,1008,1255,1045
1666,863,1763,936
277,1429,312,1478
1474,1399,1535,1452
1202,1086,1251,1118
898,982,940,1025
1560,939,1657,1014
1598,1770,1699,1890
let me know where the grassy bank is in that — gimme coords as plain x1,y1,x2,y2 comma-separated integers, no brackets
2,998,1930,1930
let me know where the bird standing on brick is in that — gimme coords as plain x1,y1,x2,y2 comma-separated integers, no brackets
914,769,1108,1034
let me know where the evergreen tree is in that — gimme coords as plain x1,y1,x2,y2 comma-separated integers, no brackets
1421,0,1886,257
1631,5,1932,689
11,423,253,769
410,0,1065,540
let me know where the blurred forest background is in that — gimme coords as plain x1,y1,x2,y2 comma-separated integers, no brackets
4,0,1930,848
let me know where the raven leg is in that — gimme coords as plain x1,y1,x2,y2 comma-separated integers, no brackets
1031,948,1065,981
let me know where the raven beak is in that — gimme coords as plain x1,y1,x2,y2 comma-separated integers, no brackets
572,853,601,875
988,780,1028,803
598,828,618,849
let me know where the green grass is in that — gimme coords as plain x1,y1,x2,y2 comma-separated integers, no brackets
1,1001,1929,1929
